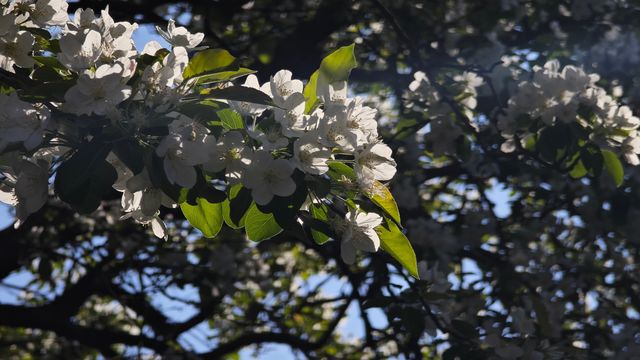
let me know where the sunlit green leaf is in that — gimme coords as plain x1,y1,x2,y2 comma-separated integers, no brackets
303,44,357,113
366,180,401,224
217,108,245,130
245,204,283,241
376,218,419,278
602,149,624,187
183,49,239,81
180,197,223,238
569,159,587,179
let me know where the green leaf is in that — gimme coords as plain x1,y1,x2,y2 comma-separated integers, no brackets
536,124,570,162
180,170,226,205
20,79,74,102
245,203,283,241
309,203,332,244
366,180,401,224
303,44,357,113
602,149,624,187
197,67,256,85
54,140,117,214
303,71,320,114
522,134,536,151
178,100,225,122
580,144,604,177
203,86,274,106
531,295,552,337
23,26,51,40
217,108,245,130
569,159,587,179
183,49,238,80
377,218,419,278
32,56,68,82
222,184,252,229
450,319,479,338
180,197,223,238
306,174,331,198
317,43,358,84
326,160,356,180
112,139,145,174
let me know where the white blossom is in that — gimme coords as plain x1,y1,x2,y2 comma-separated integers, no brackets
273,93,309,137
354,142,397,184
325,97,378,146
118,169,175,240
317,109,357,151
229,74,269,117
0,8,17,36
0,30,34,72
0,158,49,227
249,123,288,151
292,135,332,175
242,151,296,205
57,29,102,71
66,7,97,33
339,208,383,264
140,46,189,110
266,69,304,106
0,93,50,152
156,19,204,49
622,137,640,165
26,0,68,27
204,131,251,184
96,8,138,63
497,60,640,164
155,116,214,189
64,63,133,115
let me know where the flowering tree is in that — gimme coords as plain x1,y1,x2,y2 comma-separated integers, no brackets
2,0,640,358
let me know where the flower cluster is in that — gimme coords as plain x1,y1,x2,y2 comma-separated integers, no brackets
406,70,483,157
497,60,640,164
0,0,402,267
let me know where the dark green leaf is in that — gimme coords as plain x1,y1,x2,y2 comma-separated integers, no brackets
181,170,226,205
197,67,256,85
112,139,145,174
146,153,181,202
537,124,570,162
451,319,479,338
308,203,333,244
222,185,252,229
580,144,604,177
203,86,274,106
54,140,117,214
